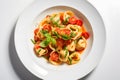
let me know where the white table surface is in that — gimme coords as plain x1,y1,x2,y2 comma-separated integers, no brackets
0,0,120,80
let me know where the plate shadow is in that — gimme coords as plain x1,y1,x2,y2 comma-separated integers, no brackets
9,21,42,80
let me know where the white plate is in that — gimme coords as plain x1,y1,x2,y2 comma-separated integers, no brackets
14,0,106,80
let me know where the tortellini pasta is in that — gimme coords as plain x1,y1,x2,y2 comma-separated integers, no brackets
66,24,82,40
66,41,76,51
59,49,69,62
67,52,80,64
34,45,48,57
76,37,87,51
32,11,90,65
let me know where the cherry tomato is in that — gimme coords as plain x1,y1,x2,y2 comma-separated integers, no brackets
42,24,52,32
34,28,39,35
60,13,64,22
50,52,59,61
58,29,70,36
62,29,71,35
76,19,83,26
55,28,61,34
64,40,71,45
68,16,77,24
34,35,40,42
57,39,64,47
82,32,90,39
34,45,40,49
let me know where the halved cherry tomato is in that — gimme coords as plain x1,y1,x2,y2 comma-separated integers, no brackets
55,28,61,34
58,29,71,36
50,52,59,61
34,28,39,35
76,19,83,26
55,28,71,36
60,13,64,22
64,40,72,45
61,29,71,35
34,35,40,42
68,16,77,24
57,39,64,47
82,32,90,39
42,24,52,32
34,45,40,49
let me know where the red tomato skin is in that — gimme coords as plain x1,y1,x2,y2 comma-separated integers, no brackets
42,24,52,32
34,28,39,35
34,35,40,42
50,52,59,61
57,39,64,47
34,45,40,49
76,20,83,26
60,13,64,22
82,32,90,39
68,16,77,24
61,29,71,35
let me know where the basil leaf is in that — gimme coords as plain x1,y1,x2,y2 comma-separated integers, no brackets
37,48,42,54
63,17,70,25
41,30,48,34
40,37,51,47
64,49,69,58
61,35,71,40
70,32,77,38
50,37,56,45
44,33,51,38
53,21,62,28
41,30,51,37
53,31,60,38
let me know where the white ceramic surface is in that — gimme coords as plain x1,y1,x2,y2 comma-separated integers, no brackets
14,0,106,80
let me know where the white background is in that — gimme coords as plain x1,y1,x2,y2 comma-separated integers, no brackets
0,0,120,80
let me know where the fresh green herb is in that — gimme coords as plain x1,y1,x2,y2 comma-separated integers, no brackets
68,57,72,65
41,30,48,34
44,33,51,37
64,49,69,58
51,17,64,28
52,21,63,28
50,15,61,28
40,37,51,47
40,32,56,47
30,39,36,44
70,32,77,38
50,14,57,21
63,17,70,25
61,35,71,40
53,31,60,38
37,48,42,53
50,37,56,45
